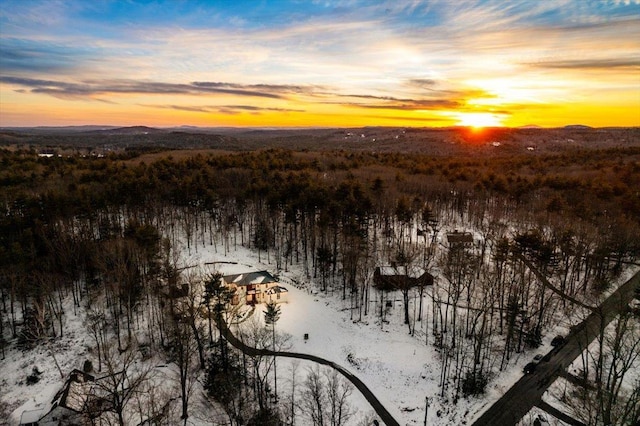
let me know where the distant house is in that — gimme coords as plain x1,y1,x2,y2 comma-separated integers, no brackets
446,230,474,248
222,271,288,305
21,369,95,426
373,266,434,290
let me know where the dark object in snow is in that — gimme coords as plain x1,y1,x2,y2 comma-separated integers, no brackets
304,333,309,341
462,370,489,396
347,353,359,367
551,335,565,347
26,367,42,385
83,359,93,373
534,414,549,425
523,362,537,374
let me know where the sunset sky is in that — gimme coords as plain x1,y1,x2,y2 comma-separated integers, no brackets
1,0,639,128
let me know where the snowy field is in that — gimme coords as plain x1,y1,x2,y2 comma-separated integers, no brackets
183,243,533,425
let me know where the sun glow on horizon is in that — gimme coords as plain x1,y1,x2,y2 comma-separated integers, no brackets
454,112,504,129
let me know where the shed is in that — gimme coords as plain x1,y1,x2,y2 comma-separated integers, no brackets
446,230,474,247
23,369,96,426
373,266,434,290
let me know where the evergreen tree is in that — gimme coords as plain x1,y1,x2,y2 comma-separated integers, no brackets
264,301,281,400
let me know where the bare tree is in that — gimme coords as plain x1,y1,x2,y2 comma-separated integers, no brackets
237,315,291,413
325,369,355,426
180,268,207,369
264,301,282,400
300,365,325,426
240,316,275,411
169,314,200,424
300,365,354,426
86,309,107,371
563,309,640,426
90,341,153,426
282,360,300,426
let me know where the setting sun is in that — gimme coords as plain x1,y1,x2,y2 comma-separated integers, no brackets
455,112,504,129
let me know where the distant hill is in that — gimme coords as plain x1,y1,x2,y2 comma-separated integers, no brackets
518,124,542,129
81,126,167,135
564,125,593,130
0,125,119,134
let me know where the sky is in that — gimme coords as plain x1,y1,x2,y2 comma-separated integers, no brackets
1,0,639,128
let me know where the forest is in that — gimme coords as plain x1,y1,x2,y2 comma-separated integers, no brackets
1,127,639,425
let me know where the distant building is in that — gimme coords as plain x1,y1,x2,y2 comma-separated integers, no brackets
222,271,288,305
373,266,434,290
21,369,96,426
446,230,474,248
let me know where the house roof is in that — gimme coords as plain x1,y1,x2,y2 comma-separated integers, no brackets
20,369,95,425
377,266,427,279
266,286,288,294
374,266,433,290
63,379,93,412
53,369,95,413
222,270,278,286
447,231,474,244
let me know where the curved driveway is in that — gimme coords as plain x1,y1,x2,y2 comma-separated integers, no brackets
217,316,400,426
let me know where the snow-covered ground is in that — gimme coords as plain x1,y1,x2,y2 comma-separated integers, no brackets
3,237,636,426
184,242,532,425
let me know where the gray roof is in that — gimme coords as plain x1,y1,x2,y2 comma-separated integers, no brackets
378,266,426,279
222,271,278,286
266,286,288,294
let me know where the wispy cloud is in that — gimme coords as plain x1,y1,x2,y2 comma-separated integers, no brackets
191,82,321,95
406,79,437,89
0,76,319,100
364,114,450,123
143,104,305,115
0,38,98,73
340,99,460,111
526,58,640,70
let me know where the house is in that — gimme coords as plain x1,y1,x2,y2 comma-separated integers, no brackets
373,266,434,290
446,230,474,248
21,369,95,426
222,271,288,305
